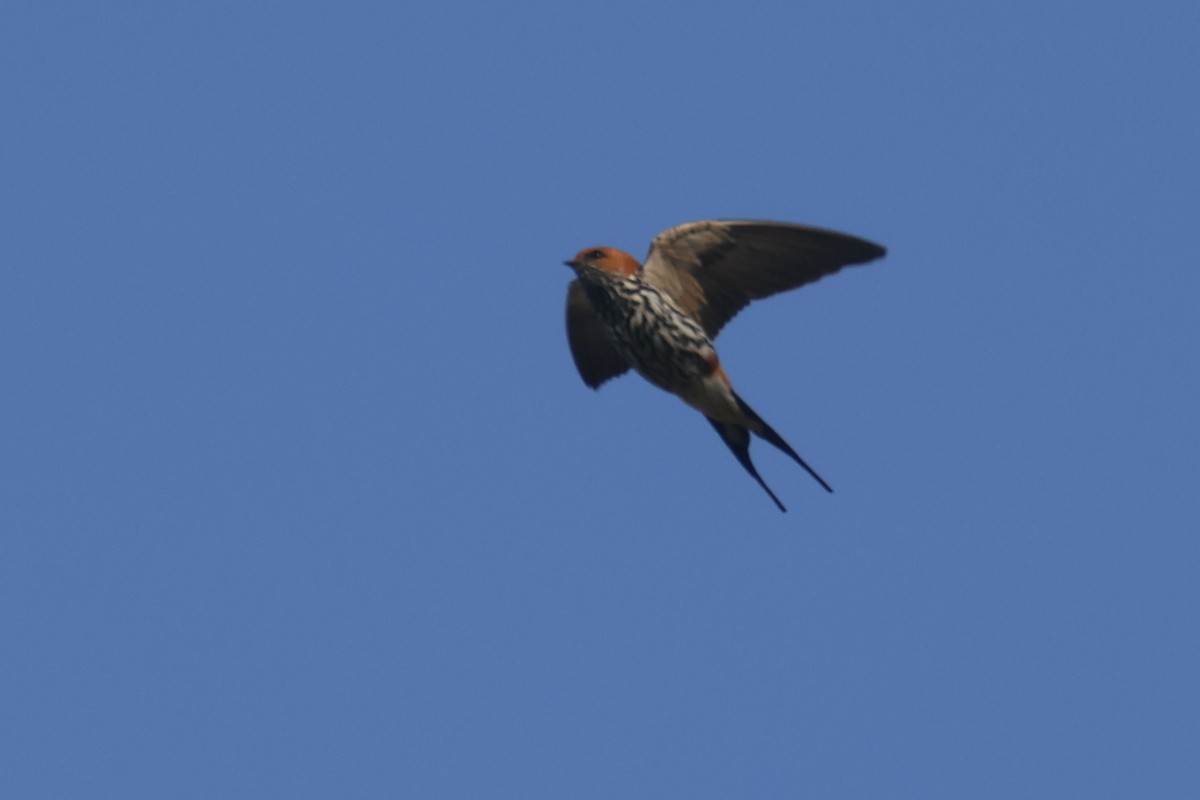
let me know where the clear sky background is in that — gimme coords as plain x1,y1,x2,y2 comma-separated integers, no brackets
3,2,1198,797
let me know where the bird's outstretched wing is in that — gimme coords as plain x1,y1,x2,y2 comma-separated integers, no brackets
640,220,886,338
565,280,631,389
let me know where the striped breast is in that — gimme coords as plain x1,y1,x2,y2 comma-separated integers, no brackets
579,273,716,394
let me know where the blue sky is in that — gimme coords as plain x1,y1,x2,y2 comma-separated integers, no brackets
3,1,1198,797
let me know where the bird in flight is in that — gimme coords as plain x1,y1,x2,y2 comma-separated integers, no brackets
563,219,885,512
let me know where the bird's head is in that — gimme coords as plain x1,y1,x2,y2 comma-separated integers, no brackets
564,246,640,281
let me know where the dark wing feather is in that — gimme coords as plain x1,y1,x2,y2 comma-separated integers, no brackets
641,220,886,338
565,280,630,389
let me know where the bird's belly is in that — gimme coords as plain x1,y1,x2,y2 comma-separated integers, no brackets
609,312,713,395
592,278,729,402
674,370,744,423
627,345,708,393
623,343,743,424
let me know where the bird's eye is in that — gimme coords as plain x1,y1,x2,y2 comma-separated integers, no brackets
586,249,605,260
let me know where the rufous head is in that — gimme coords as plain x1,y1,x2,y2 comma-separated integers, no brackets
563,246,640,278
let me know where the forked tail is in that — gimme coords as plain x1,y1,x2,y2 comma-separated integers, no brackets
706,391,833,512
732,391,833,494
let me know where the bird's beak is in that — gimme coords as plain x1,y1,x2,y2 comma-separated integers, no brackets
564,259,580,269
